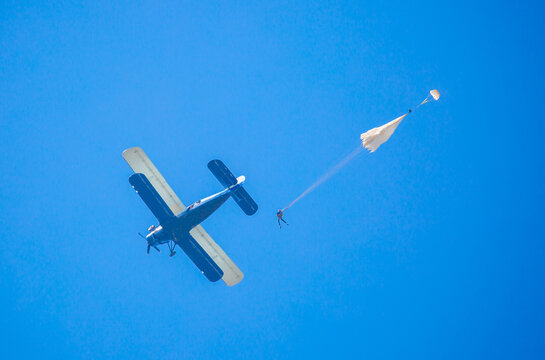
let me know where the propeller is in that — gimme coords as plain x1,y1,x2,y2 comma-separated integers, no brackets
139,232,160,254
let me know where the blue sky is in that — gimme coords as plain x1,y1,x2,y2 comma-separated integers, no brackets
1,1,544,358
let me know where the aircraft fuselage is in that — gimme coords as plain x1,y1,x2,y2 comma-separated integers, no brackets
145,181,242,247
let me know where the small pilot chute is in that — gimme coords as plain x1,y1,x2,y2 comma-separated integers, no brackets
418,89,441,106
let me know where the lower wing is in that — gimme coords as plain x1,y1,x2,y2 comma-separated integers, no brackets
189,225,244,286
174,232,224,283
129,173,175,224
123,147,186,215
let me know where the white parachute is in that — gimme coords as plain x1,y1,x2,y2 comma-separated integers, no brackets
360,114,407,153
419,89,441,106
360,89,440,153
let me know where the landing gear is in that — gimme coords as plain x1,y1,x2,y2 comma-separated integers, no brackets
168,240,177,257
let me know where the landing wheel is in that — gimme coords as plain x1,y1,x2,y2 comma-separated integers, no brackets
168,241,177,257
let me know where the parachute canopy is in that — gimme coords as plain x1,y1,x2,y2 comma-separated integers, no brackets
360,114,407,153
360,89,441,153
420,89,441,106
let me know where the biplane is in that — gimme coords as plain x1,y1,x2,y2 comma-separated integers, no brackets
123,147,257,286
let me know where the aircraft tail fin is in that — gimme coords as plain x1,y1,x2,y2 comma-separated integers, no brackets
207,160,258,216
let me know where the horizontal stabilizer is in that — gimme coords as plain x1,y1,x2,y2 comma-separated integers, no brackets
208,159,258,216
231,187,258,215
208,160,238,188
129,173,175,224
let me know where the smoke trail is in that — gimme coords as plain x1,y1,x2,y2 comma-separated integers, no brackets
282,145,363,211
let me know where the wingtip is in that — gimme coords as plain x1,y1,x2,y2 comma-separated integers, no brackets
246,206,258,216
207,159,223,169
123,146,142,154
224,272,244,286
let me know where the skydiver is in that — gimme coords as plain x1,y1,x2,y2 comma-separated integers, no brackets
276,209,288,228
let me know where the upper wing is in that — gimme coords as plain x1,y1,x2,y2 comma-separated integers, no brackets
190,225,244,286
123,147,186,215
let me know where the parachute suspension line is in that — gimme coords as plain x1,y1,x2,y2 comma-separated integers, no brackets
416,97,429,109
415,96,431,109
282,145,364,212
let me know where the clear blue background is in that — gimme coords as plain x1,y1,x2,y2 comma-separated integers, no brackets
1,1,543,358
